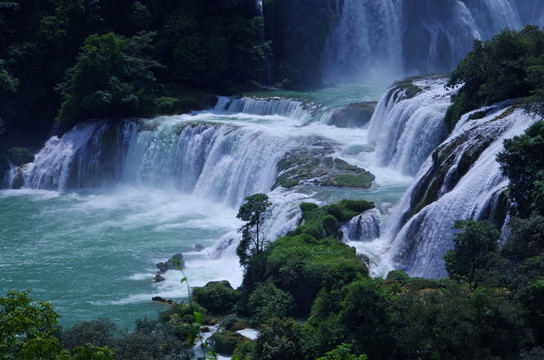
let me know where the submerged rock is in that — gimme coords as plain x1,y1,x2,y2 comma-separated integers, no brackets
274,146,375,189
11,167,24,189
152,296,176,305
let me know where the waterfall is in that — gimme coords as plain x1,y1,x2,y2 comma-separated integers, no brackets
367,76,454,176
341,208,382,242
220,97,310,120
320,0,402,83
24,117,297,206
321,0,541,82
24,121,136,192
386,107,536,278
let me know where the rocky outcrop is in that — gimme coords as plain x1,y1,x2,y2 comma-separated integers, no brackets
274,145,375,189
154,253,185,283
329,102,377,128
152,296,176,305
156,253,184,273
8,147,34,166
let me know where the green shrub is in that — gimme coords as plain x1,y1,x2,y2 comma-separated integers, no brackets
208,330,245,355
322,215,338,237
248,282,295,325
253,317,304,360
193,280,239,314
232,340,256,360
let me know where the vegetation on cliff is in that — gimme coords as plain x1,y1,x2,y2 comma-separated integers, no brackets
445,25,544,130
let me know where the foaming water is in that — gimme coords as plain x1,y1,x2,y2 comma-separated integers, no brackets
3,84,415,328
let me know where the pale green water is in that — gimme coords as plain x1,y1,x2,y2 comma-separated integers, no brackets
246,84,385,107
0,188,242,328
0,84,411,329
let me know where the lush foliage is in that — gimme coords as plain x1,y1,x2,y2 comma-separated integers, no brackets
0,0,267,148
443,219,501,289
192,280,239,315
0,290,114,359
240,200,372,317
445,25,544,130
497,120,544,217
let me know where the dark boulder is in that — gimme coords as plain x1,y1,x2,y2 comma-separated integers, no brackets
156,253,184,273
8,147,34,166
330,102,377,128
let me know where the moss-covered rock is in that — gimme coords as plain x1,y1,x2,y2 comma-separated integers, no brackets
393,78,423,99
219,314,250,332
8,147,34,166
193,280,239,315
274,147,375,189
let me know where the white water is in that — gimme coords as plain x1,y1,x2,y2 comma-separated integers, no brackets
367,76,455,175
385,107,536,278
321,0,542,83
341,208,382,242
6,85,417,327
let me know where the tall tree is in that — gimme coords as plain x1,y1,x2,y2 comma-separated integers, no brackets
443,220,500,290
236,193,272,267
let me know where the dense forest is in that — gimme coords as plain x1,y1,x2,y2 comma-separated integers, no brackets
0,0,335,149
2,0,544,359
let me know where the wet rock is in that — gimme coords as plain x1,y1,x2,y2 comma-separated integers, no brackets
11,167,24,189
274,147,375,189
330,102,377,128
156,253,184,273
152,296,176,305
154,272,165,283
194,244,205,252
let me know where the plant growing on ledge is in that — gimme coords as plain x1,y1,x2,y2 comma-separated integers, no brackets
236,193,272,267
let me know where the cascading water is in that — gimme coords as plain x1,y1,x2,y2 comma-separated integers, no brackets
385,107,536,278
367,76,454,176
341,208,382,242
6,87,403,327
321,0,542,82
219,96,310,121
320,0,403,83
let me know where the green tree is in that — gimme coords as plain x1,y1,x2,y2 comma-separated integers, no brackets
497,121,544,217
236,193,272,267
56,31,161,128
315,343,367,360
253,317,304,360
443,220,501,290
0,290,113,360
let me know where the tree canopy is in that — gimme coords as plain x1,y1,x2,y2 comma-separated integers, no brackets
445,25,544,130
443,219,501,289
497,120,544,217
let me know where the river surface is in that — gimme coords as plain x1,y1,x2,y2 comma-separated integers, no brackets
0,84,413,329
